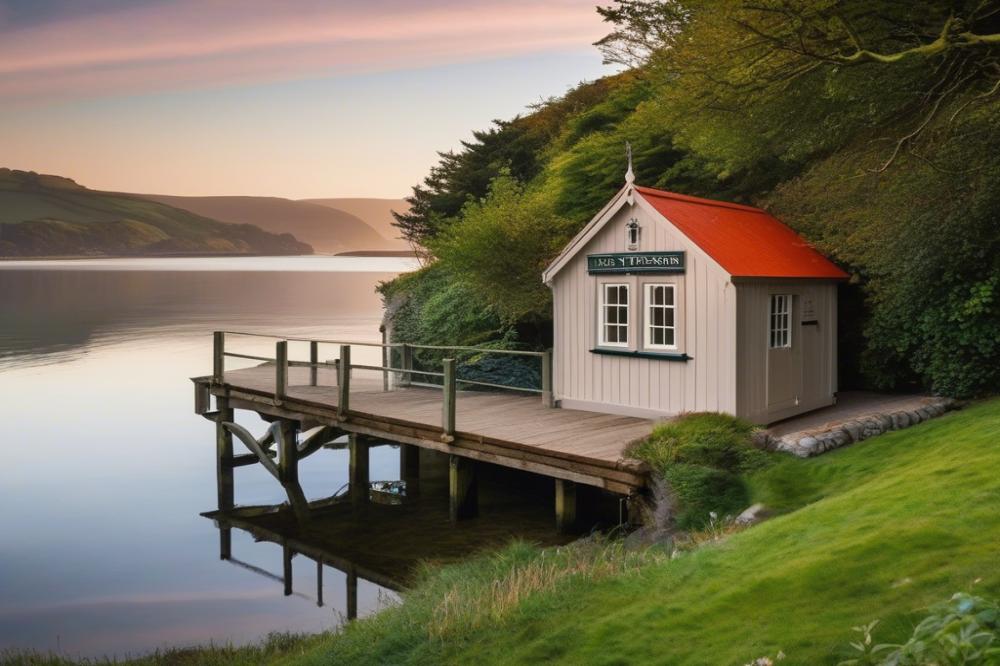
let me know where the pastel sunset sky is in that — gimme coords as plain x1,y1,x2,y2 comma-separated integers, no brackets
0,0,611,199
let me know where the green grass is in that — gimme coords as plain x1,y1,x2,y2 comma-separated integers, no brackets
297,398,1000,665
13,399,1000,665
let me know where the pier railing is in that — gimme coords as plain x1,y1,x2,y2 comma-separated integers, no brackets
211,331,553,438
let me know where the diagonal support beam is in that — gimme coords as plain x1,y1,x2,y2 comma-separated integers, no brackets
297,425,337,460
224,421,281,481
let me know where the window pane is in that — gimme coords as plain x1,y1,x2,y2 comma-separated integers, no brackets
664,308,674,327
664,329,675,346
618,286,628,305
664,287,674,306
606,286,617,305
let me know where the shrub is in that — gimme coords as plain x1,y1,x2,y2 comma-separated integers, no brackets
840,593,1000,666
627,412,770,528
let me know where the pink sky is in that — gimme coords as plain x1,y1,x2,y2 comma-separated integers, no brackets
0,1,611,197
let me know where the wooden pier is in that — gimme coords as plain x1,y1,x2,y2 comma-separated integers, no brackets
194,331,653,530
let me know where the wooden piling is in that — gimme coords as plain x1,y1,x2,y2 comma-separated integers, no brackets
442,358,456,441
449,454,478,522
212,331,225,384
541,349,554,407
380,325,389,392
555,479,577,533
275,340,288,403
215,397,235,512
400,444,420,497
277,419,298,485
309,340,319,387
337,345,351,419
349,434,370,509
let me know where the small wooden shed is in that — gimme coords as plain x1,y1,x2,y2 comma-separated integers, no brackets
542,176,849,425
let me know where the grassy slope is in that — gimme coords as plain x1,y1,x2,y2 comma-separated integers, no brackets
301,399,1000,665
13,401,998,665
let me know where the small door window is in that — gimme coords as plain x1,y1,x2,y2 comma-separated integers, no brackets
769,294,791,349
600,283,629,347
645,284,676,349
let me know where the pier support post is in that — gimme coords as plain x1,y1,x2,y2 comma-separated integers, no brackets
541,349,554,408
449,455,478,522
337,345,351,419
275,341,288,403
215,397,235,513
400,444,420,497
309,340,319,387
349,434,370,510
212,331,225,384
346,566,358,621
277,420,298,485
442,358,456,441
555,479,577,534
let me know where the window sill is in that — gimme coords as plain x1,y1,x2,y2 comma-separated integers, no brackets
590,348,691,361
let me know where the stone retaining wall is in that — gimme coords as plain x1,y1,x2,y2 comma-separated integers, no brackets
760,397,958,457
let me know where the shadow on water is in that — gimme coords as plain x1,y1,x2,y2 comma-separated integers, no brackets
205,447,622,622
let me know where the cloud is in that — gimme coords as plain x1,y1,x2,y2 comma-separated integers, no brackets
0,0,606,101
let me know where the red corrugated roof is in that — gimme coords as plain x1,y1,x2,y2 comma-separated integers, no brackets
635,186,849,279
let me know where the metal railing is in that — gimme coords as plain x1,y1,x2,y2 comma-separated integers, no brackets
212,331,554,439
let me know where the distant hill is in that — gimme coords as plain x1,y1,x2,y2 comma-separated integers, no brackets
0,169,311,258
143,195,391,254
302,197,409,250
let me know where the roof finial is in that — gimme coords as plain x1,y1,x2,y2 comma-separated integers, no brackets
625,141,635,186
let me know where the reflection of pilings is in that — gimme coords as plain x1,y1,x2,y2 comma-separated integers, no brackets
346,565,358,621
219,526,232,561
225,556,313,602
316,559,324,607
283,543,293,597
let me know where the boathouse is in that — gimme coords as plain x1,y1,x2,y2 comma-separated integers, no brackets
542,171,849,425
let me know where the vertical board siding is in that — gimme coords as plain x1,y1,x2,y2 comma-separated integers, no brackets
551,201,737,418
734,280,838,423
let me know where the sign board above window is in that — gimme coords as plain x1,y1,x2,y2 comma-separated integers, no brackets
587,251,685,275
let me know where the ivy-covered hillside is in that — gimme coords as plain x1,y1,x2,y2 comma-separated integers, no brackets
384,0,1000,399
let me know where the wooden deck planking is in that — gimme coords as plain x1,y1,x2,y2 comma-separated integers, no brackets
212,364,654,491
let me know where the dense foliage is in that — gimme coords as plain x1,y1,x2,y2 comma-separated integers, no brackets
384,0,1000,398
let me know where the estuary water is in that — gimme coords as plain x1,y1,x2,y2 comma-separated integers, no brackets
0,256,424,658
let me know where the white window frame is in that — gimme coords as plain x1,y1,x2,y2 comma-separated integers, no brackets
644,283,677,350
769,294,792,349
599,283,630,348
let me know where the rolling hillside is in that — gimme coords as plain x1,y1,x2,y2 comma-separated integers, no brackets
143,194,393,254
302,197,409,250
0,169,311,257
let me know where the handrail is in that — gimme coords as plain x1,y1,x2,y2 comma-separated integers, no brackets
211,331,555,414
217,330,544,357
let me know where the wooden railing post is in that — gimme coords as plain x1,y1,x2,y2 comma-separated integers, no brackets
541,349,554,407
442,357,456,440
309,340,318,387
337,345,351,419
380,325,389,392
212,331,225,384
275,340,288,403
400,344,412,387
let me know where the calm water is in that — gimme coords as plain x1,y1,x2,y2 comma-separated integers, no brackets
0,256,427,658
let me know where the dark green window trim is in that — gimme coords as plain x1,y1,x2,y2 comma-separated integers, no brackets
590,348,691,362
